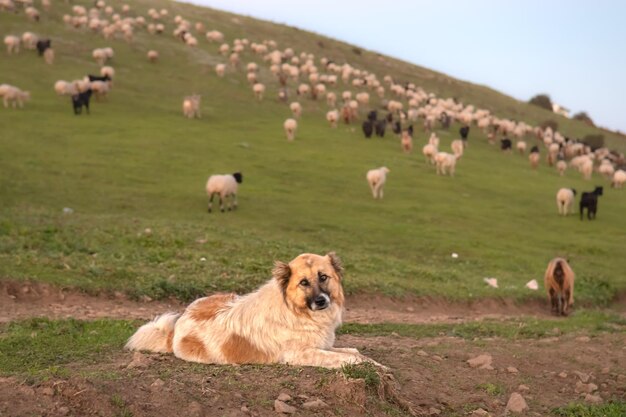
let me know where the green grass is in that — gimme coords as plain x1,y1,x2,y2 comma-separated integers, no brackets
341,362,381,390
339,310,626,340
552,402,626,417
1,0,625,303
476,382,504,396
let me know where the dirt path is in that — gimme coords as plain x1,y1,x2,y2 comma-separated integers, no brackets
1,280,555,324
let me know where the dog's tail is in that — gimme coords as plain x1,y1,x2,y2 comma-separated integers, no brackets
125,312,181,353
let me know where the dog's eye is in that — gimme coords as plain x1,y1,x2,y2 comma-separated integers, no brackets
319,274,329,282
299,279,310,287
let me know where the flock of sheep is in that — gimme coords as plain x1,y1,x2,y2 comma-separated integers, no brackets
1,0,625,218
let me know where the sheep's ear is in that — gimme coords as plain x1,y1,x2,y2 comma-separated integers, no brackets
326,252,344,280
272,261,291,290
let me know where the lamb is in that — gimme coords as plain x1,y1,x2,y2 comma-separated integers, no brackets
612,169,626,189
434,152,458,176
544,258,575,316
556,188,577,216
556,159,567,176
451,139,464,158
4,35,20,54
54,80,78,96
326,109,338,128
529,146,540,169
579,186,603,220
289,102,302,119
516,140,527,154
253,83,265,101
326,92,336,107
43,48,54,64
215,63,226,77
366,167,390,199
206,172,243,213
422,143,438,164
401,125,414,153
147,50,159,63
182,95,201,119
71,89,92,114
598,160,614,180
21,32,37,49
580,158,593,180
284,118,297,141
2,86,30,108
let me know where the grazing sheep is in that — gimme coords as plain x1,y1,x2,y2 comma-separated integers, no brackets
289,102,302,119
451,139,464,158
375,118,387,137
284,118,297,141
556,188,577,216
612,169,626,189
182,95,201,119
246,72,257,84
434,152,458,176
326,92,337,107
54,80,77,96
71,89,92,114
215,63,226,77
253,83,265,101
366,167,390,199
25,6,39,21
21,32,37,49
516,140,527,154
4,35,20,54
556,159,567,176
579,186,603,220
206,172,243,213
422,143,438,164
90,80,109,99
92,47,113,65
401,125,414,153
43,48,54,65
598,160,615,180
100,66,115,79
2,86,30,108
580,158,593,180
529,146,540,169
544,258,575,316
326,109,338,128
147,50,159,62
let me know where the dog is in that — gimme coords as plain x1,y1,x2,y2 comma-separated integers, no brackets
126,253,382,368
544,257,575,316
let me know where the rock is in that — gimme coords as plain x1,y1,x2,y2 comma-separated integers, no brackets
539,337,559,344
518,385,530,392
58,406,70,415
525,279,539,290
428,407,441,415
584,394,602,404
431,355,443,362
507,366,519,374
140,295,153,302
417,350,428,357
505,393,528,414
276,393,292,402
406,306,414,312
241,405,249,413
296,394,309,400
274,400,296,414
41,387,54,396
187,401,202,417
302,399,328,410
472,408,490,417
558,372,568,378
601,367,610,374
576,336,591,342
575,381,598,393
573,371,590,383
467,354,493,370
126,352,150,369
17,386,35,396
150,378,165,389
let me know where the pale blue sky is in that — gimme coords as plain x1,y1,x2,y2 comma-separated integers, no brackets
188,0,626,133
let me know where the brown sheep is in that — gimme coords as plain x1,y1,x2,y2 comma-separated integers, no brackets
544,258,575,316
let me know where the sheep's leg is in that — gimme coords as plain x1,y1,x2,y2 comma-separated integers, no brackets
579,205,584,221
2,97,8,108
219,194,225,212
369,182,377,198
563,289,571,315
549,288,558,314
232,193,238,210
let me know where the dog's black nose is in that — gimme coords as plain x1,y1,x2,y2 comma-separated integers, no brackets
314,295,328,309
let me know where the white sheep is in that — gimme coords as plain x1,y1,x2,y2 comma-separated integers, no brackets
206,30,224,43
366,167,390,199
434,152,457,176
422,143,438,164
147,50,159,62
516,141,527,154
25,6,39,21
580,158,593,180
556,160,567,176
289,102,302,119
43,48,54,65
100,66,115,78
451,139,464,158
21,32,37,49
529,152,540,169
556,188,576,216
2,85,30,108
90,80,109,99
598,160,615,180
4,35,20,54
284,118,297,141
53,80,77,96
182,95,201,119
326,109,338,128
612,169,626,189
428,133,439,147
326,92,337,107
252,83,265,101
206,172,243,212
356,92,369,106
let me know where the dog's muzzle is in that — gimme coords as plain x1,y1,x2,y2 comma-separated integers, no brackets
311,293,330,311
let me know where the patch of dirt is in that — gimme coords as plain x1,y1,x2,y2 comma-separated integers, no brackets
1,280,556,324
1,333,624,416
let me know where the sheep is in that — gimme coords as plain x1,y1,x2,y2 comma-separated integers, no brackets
356,92,369,106
100,66,115,79
428,132,439,148
246,62,258,73
92,48,111,65
556,159,567,176
579,186,603,220
229,52,239,68
375,118,387,137
556,188,577,216
71,89,92,115
253,83,265,101
21,32,37,49
516,140,527,154
206,172,243,213
401,125,414,153
54,80,77,96
289,102,302,119
598,160,615,180
284,118,297,141
90,80,109,99
43,48,54,65
246,72,257,84
2,86,30,108
500,138,512,151
4,35,20,54
206,30,224,43
25,6,39,21
366,167,390,199
214,63,226,77
544,258,575,316
182,95,201,119
422,143,438,164
326,109,338,128
147,50,159,63
529,146,540,169
435,152,458,176
580,158,593,180
35,38,50,56
459,125,470,142
451,139,464,158
612,169,626,189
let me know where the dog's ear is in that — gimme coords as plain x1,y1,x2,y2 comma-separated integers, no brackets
326,252,344,280
272,261,291,290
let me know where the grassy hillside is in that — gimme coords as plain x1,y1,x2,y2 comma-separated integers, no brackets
1,0,625,304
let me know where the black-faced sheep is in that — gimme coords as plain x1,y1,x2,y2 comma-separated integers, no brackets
579,186,603,220
529,146,540,169
206,172,243,213
72,89,92,115
544,257,575,316
459,125,470,141
36,39,51,56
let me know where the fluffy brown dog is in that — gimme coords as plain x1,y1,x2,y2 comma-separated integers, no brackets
544,257,575,316
126,253,382,368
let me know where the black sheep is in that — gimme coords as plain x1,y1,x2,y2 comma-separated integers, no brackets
367,110,377,122
362,120,373,138
500,138,512,151
460,125,470,140
36,39,51,56
392,121,402,135
580,186,603,220
375,119,387,137
72,89,93,115
530,145,540,154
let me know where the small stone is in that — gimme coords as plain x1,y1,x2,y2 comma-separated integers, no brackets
41,387,54,396
472,409,489,417
17,386,35,396
296,394,309,400
431,355,443,362
58,406,70,415
417,350,428,357
575,381,598,394
584,394,602,404
601,367,610,374
241,405,249,413
518,384,530,392
187,401,202,416
140,295,152,302
274,400,296,414
539,337,559,344
574,371,590,383
406,306,414,312
428,407,441,415
505,393,528,414
302,399,328,409
277,393,292,402
126,352,150,369
558,372,568,378
576,336,591,342
467,354,493,370
150,378,165,388
507,366,519,374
